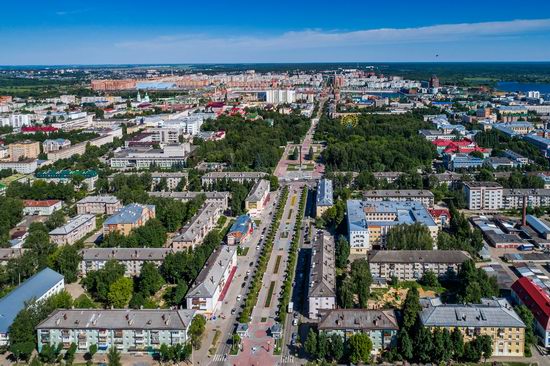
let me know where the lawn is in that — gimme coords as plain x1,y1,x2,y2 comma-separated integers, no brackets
273,255,282,274
237,246,249,256
264,281,276,307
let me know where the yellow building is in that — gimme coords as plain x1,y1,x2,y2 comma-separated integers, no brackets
103,204,155,236
8,140,40,161
420,297,525,357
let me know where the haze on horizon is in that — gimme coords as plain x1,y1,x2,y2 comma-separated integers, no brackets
2,0,550,65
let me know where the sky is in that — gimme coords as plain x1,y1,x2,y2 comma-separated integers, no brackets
1,0,550,65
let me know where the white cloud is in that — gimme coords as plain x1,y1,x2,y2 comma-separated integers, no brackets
115,18,550,52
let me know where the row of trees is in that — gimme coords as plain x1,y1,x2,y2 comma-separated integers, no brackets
338,259,372,309
304,330,372,364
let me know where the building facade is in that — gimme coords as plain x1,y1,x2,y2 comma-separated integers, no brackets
511,277,550,348
103,204,155,236
23,200,63,216
49,214,96,245
362,189,434,208
308,232,336,319
80,248,173,277
463,181,504,210
316,178,334,218
245,179,270,216
76,195,123,215
171,202,223,250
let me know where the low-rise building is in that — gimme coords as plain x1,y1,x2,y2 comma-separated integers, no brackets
150,172,188,191
201,171,268,186
42,138,71,153
0,268,64,346
463,181,503,210
245,179,270,216
35,170,98,190
110,144,191,170
36,309,196,353
0,248,25,266
49,214,96,245
317,309,399,356
76,195,122,215
511,277,550,348
308,232,336,319
8,140,40,161
316,178,334,217
226,215,253,245
80,248,173,276
148,191,230,208
171,202,223,250
346,200,439,254
103,204,156,236
186,246,237,315
420,297,525,357
23,199,63,216
362,189,434,208
367,250,470,281
0,158,38,174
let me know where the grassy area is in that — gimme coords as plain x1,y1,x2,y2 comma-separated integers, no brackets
0,173,27,185
273,337,283,355
273,255,282,274
208,329,222,355
287,164,314,171
237,247,249,256
254,219,261,226
265,281,276,307
287,209,293,220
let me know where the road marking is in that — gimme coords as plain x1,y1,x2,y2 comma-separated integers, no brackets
212,353,226,362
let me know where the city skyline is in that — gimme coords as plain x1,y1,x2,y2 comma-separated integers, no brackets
2,0,550,64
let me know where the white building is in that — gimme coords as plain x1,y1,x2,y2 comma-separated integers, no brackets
265,89,296,104
49,214,96,245
463,182,504,210
186,246,237,315
23,200,63,216
76,195,123,215
0,114,31,128
245,179,270,216
308,231,336,319
0,159,38,174
110,144,191,170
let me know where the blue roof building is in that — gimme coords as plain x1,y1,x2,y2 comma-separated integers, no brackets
346,200,439,254
526,215,550,240
316,179,333,217
103,203,156,235
227,215,253,245
0,268,64,344
524,134,550,157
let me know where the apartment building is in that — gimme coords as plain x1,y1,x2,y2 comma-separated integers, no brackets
186,246,237,314
49,214,96,245
76,195,122,215
37,309,196,353
8,140,40,161
35,170,98,190
511,277,550,348
367,250,470,281
245,179,270,216
0,248,25,266
80,248,173,276
463,181,504,210
420,297,525,357
148,191,230,208
201,171,268,186
346,200,439,254
151,172,188,191
362,189,435,208
0,268,64,346
317,309,399,356
315,178,334,218
103,204,156,236
42,138,71,153
502,189,550,209
0,158,37,174
110,144,191,170
23,199,63,216
308,232,336,319
171,202,223,250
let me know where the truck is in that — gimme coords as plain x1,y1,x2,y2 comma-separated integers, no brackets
287,301,294,313
519,243,535,251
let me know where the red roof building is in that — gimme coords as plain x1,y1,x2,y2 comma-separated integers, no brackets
428,208,451,227
511,277,550,346
21,126,59,134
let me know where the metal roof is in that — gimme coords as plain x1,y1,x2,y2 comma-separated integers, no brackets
0,268,64,333
316,179,333,207
104,204,155,226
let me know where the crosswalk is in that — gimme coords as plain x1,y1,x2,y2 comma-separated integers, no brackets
212,353,227,362
280,354,295,364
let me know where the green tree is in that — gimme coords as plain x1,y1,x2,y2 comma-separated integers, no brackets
350,259,372,308
385,223,433,250
138,262,165,297
107,277,133,308
74,294,97,309
451,327,464,360
45,210,66,231
335,236,350,269
317,331,329,360
189,315,206,350
107,346,122,366
420,270,439,288
515,304,535,357
53,244,81,283
414,327,434,363
402,287,421,330
398,329,413,360
348,332,372,364
304,329,318,358
329,334,344,362
85,344,98,362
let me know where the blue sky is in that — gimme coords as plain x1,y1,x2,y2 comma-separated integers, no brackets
2,0,550,65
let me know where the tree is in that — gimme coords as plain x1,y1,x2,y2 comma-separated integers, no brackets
348,332,372,364
350,259,372,308
402,287,421,330
65,342,77,365
335,236,350,269
138,262,165,297
515,304,535,357
329,334,344,362
269,175,279,191
107,277,133,308
398,330,413,360
414,327,434,363
82,259,125,303
451,327,464,360
74,294,97,309
39,343,62,363
385,222,433,250
317,331,329,360
420,270,439,288
53,244,81,283
107,346,122,366
45,210,66,231
304,329,318,358
189,315,206,350
85,344,98,362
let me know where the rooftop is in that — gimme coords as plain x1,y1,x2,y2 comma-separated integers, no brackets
363,189,434,198
49,214,95,235
104,204,155,226
187,246,236,299
367,250,470,264
318,309,399,331
0,268,64,333
246,179,270,203
37,309,196,331
80,248,173,261
316,178,334,207
77,195,120,205
309,232,336,298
